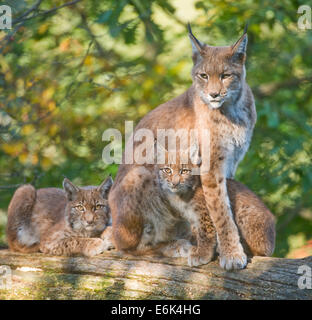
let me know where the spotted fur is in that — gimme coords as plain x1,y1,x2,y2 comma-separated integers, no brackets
109,27,272,270
6,177,113,256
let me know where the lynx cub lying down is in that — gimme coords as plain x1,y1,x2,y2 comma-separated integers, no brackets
6,177,114,256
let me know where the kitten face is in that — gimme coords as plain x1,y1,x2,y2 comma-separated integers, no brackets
157,163,200,196
68,189,110,236
63,177,113,237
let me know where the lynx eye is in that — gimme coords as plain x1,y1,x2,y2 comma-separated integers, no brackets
76,205,85,212
162,167,172,175
181,168,191,174
221,73,232,80
95,204,104,210
199,73,208,80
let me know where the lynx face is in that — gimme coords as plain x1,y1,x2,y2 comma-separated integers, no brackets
188,25,248,109
63,177,113,237
156,143,201,195
157,163,200,196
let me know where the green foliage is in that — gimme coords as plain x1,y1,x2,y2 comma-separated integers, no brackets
0,0,311,257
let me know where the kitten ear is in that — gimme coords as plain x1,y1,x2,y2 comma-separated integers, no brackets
187,23,205,64
231,24,248,64
63,178,79,201
97,175,113,199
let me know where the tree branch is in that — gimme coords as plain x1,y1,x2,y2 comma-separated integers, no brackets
0,250,311,299
0,0,82,53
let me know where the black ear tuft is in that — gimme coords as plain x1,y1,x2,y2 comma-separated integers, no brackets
243,22,249,35
231,27,248,64
97,176,113,199
63,178,79,201
187,23,205,63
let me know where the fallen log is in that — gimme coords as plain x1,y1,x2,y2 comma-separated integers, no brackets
0,249,311,300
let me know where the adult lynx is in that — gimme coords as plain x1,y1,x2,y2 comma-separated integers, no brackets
6,177,113,256
110,25,260,270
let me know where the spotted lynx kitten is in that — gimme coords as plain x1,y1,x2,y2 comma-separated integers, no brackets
110,25,260,270
6,177,114,256
156,146,275,266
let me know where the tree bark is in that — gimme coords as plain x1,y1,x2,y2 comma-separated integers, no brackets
0,249,311,299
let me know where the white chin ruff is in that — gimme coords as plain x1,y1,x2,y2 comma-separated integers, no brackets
200,92,224,109
209,101,223,109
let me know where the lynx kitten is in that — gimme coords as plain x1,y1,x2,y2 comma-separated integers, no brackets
156,145,275,266
6,177,114,256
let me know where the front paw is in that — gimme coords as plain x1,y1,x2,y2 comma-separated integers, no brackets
188,246,214,267
102,237,115,251
161,239,192,258
83,238,106,257
100,226,115,251
219,245,247,270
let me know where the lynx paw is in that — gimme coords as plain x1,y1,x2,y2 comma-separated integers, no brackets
161,239,192,258
100,226,115,251
176,239,193,257
83,238,106,257
102,237,115,251
219,246,247,271
188,246,214,267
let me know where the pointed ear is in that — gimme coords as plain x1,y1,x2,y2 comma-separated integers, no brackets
97,175,113,199
231,25,248,64
187,23,205,64
63,178,79,201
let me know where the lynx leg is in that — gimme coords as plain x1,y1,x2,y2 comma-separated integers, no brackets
100,226,115,250
201,173,247,271
188,212,217,267
40,235,107,256
160,239,193,258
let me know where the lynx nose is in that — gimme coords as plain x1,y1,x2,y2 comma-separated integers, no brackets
85,212,94,224
171,175,180,187
209,92,220,99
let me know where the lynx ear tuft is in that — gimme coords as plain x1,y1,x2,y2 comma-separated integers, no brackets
63,178,79,201
97,175,113,199
231,26,248,63
243,23,249,34
187,23,205,63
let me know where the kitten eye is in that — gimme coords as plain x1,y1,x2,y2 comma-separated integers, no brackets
95,204,104,210
181,169,191,174
199,73,208,80
221,73,231,80
162,167,172,175
76,205,85,212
